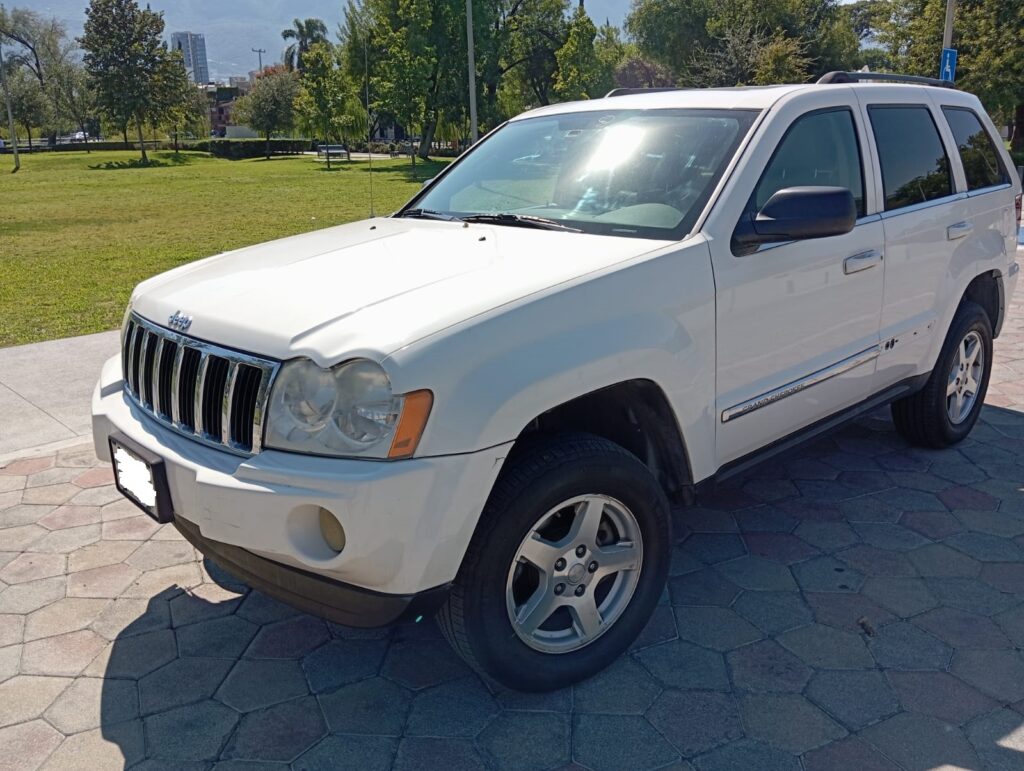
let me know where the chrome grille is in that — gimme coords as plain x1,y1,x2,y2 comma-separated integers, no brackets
121,313,279,455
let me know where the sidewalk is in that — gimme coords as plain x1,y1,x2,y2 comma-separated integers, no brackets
0,330,119,461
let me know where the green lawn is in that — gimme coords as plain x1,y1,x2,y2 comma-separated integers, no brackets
0,151,448,347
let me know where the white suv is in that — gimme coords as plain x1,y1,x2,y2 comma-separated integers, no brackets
93,73,1021,691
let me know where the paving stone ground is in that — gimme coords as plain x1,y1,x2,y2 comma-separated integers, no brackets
1,296,1023,770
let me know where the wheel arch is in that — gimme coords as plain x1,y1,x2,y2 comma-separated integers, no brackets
506,379,694,505
962,269,1005,337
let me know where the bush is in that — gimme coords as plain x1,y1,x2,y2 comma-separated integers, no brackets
188,138,313,159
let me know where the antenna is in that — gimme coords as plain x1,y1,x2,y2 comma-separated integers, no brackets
251,48,266,71
364,32,374,218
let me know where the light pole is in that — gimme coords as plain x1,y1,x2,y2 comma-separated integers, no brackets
465,0,478,144
942,0,955,49
0,29,20,173
251,47,266,72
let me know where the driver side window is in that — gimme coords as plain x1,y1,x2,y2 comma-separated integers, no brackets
752,108,866,218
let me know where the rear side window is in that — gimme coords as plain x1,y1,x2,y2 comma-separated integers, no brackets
941,107,1009,191
868,105,952,211
753,108,865,217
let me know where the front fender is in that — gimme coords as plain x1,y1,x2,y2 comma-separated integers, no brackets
385,239,720,483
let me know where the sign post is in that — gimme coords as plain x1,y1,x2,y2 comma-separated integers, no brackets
939,48,958,83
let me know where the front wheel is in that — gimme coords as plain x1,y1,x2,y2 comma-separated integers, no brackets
891,300,993,448
438,433,670,691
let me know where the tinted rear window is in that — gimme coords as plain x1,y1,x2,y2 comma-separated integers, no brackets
942,107,1008,191
868,105,953,211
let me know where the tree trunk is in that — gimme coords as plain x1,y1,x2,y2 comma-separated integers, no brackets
1012,104,1024,154
173,127,179,153
418,116,436,160
135,114,148,163
265,132,271,160
325,130,331,170
122,125,129,146
26,128,32,150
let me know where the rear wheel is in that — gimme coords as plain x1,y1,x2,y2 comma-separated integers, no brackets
438,433,670,691
891,301,993,448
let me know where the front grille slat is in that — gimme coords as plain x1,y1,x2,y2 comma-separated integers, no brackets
120,313,278,455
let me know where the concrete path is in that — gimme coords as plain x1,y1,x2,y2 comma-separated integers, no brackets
0,297,1021,769
0,331,119,460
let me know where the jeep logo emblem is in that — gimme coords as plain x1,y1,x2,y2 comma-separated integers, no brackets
167,311,192,332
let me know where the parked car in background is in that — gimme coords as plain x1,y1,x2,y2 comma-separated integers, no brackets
93,73,1021,691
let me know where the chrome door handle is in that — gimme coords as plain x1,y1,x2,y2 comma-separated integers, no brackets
843,249,883,275
947,221,974,240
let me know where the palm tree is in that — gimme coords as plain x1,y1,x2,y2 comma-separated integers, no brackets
282,18,329,74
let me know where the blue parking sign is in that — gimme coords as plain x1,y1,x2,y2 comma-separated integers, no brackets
940,48,958,82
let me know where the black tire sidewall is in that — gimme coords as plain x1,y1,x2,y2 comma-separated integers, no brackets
457,440,670,691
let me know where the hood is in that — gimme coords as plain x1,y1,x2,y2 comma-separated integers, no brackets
131,217,666,364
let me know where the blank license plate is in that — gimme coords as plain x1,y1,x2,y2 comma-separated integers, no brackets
109,434,172,523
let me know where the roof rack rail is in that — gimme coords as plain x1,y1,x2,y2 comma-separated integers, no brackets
604,87,683,98
817,71,955,89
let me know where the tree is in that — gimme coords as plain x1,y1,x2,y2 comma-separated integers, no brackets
233,68,299,159
554,5,610,101
614,54,675,89
295,42,366,168
282,18,329,74
80,0,182,162
8,65,48,147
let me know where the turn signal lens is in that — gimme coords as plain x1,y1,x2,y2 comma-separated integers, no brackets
388,390,433,459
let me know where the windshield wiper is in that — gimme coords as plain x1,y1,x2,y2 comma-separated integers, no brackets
397,208,464,222
461,213,582,233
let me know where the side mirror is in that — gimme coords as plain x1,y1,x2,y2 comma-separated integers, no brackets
733,186,857,255
422,177,434,188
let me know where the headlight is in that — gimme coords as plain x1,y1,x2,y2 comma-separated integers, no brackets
265,358,431,459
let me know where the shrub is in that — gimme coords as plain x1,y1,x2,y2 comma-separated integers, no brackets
203,138,313,159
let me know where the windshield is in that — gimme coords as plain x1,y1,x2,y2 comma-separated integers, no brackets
405,108,759,240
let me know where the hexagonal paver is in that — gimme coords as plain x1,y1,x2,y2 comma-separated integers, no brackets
294,735,398,771
0,576,64,614
696,739,800,771
805,670,897,730
727,640,811,693
740,693,846,754
674,606,761,651
301,637,387,693
668,568,741,606
907,543,981,577
168,583,245,627
901,510,964,541
951,649,1024,702
98,629,177,679
0,675,71,727
912,606,1012,649
860,712,978,770
646,689,741,756
792,557,864,593
777,624,874,670
40,720,145,768
139,656,234,715
836,545,916,577
144,699,239,761
0,614,24,647
733,591,813,635
743,533,820,564
321,676,411,735
216,658,309,712
394,737,488,771
0,553,65,584
861,577,937,617
802,737,900,771
635,640,729,691
22,629,107,676
124,541,196,571
793,521,859,552
573,713,679,771
224,695,326,762
0,720,63,770
887,670,996,725
926,577,1017,616
805,592,895,634
867,621,952,670
714,556,796,590
964,707,1024,770
979,562,1024,593
91,596,170,640
244,615,329,659
477,711,571,771
406,677,498,737
945,532,1023,562
572,656,660,714
66,563,141,598
177,615,258,658
101,515,161,541
43,676,138,734
66,540,140,574
23,597,108,641
381,639,470,690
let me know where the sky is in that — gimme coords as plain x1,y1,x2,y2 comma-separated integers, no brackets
30,0,631,80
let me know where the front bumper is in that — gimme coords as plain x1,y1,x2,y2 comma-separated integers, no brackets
92,355,510,609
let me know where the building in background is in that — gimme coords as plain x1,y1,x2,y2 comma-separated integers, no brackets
171,32,210,84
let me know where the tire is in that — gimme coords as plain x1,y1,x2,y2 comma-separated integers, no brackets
891,300,993,448
437,432,671,691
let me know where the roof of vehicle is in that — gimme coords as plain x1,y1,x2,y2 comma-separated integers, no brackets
514,80,979,121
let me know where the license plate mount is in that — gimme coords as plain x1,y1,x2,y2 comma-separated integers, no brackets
108,432,173,523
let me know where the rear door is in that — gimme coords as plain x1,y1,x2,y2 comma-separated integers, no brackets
703,92,885,466
857,94,963,389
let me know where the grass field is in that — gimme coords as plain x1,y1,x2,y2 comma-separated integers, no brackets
0,151,449,347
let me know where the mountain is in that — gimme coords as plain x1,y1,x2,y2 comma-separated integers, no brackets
31,0,629,81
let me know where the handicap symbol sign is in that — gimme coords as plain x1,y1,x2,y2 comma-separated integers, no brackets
940,48,958,82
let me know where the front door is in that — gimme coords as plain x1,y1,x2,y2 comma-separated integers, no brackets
702,98,885,466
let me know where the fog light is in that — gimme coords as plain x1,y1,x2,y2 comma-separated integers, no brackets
318,507,346,553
